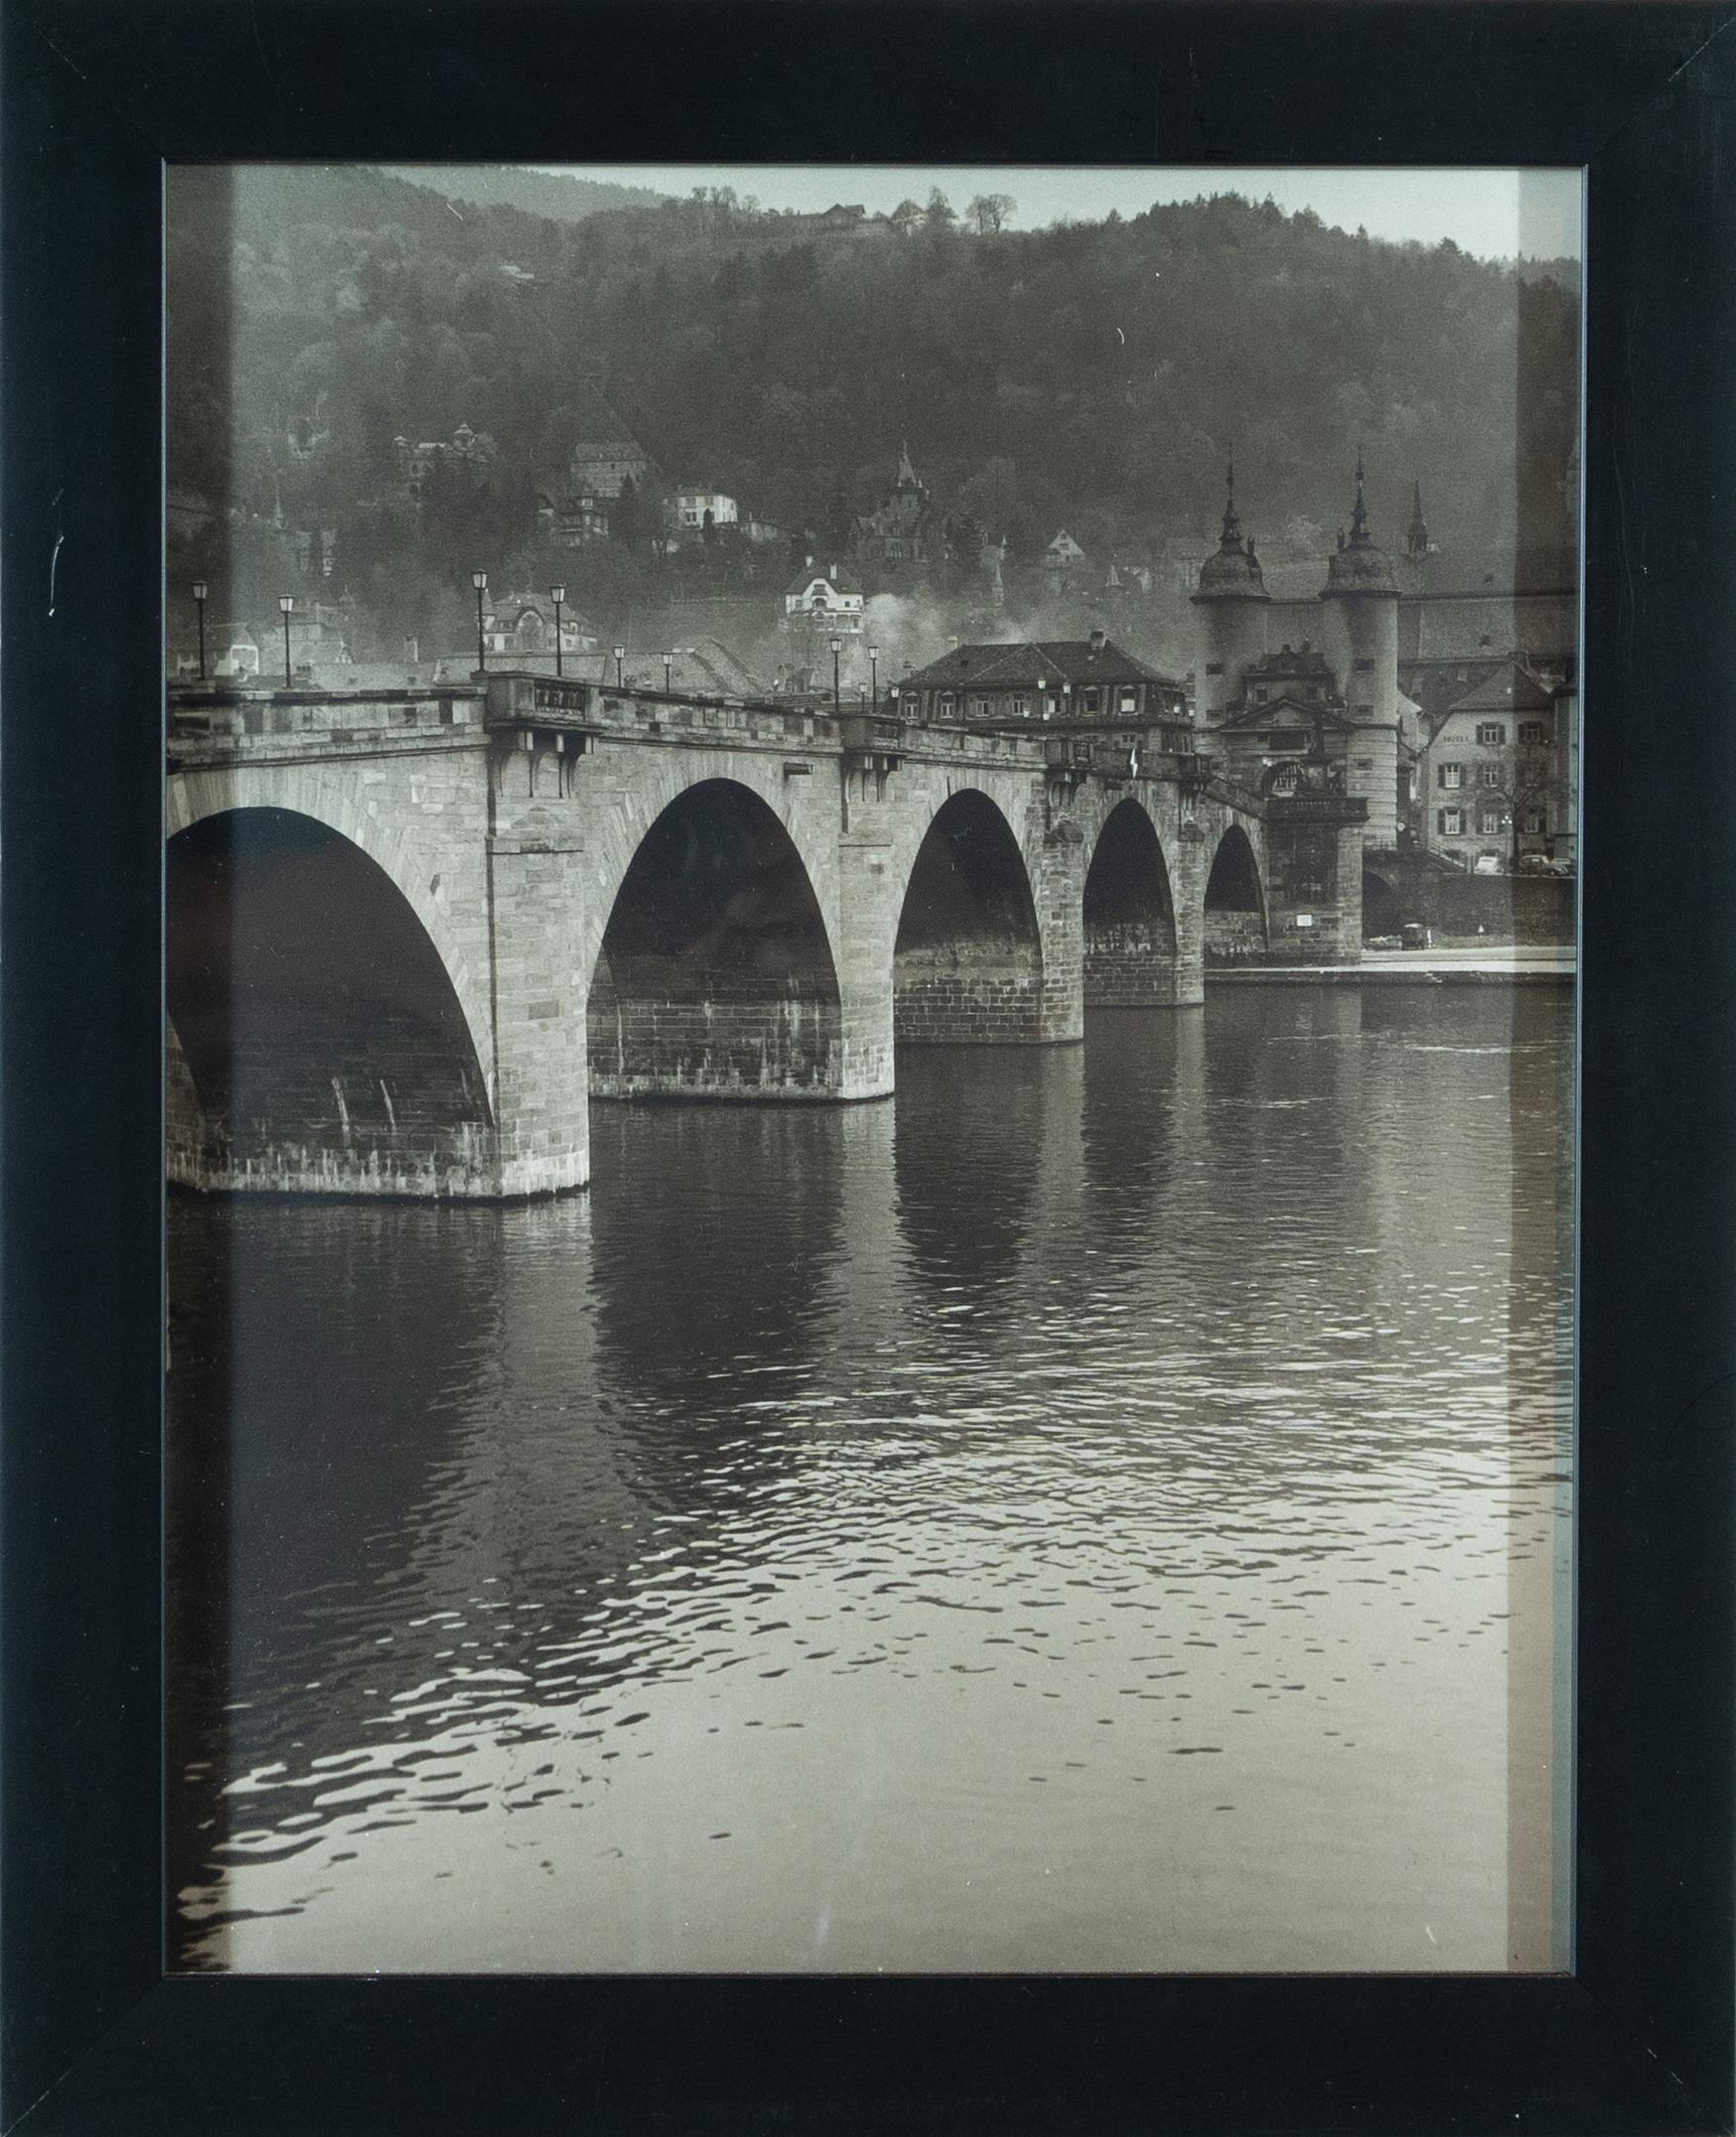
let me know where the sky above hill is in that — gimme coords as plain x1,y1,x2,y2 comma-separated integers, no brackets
541,166,1581,262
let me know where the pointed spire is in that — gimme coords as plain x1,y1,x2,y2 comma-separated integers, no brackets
1348,446,1370,545
1218,456,1242,548
1408,475,1430,558
897,438,919,488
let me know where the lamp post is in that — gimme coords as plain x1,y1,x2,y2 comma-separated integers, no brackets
278,595,293,687
662,650,673,694
830,636,842,718
613,645,625,688
550,584,566,678
868,642,879,716
192,581,208,680
471,570,488,672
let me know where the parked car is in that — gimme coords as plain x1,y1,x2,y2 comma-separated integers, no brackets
1400,922,1428,950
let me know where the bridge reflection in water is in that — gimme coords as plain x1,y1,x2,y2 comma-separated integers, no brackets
167,987,1572,1976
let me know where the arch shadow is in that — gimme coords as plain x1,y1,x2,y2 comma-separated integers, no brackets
1204,822,1269,966
1362,866,1403,940
588,777,843,1099
894,789,1043,1044
1084,797,1178,1007
167,806,493,1194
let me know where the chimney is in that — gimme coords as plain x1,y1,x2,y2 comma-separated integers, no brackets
1089,629,1105,656
829,562,838,580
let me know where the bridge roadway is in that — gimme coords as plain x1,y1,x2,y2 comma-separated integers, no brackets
166,671,1365,1198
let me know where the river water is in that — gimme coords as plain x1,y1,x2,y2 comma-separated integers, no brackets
167,986,1574,1974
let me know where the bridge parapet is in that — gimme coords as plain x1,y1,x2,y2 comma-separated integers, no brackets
168,683,486,776
483,671,842,758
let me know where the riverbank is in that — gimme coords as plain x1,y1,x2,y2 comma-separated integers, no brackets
1212,946,1576,987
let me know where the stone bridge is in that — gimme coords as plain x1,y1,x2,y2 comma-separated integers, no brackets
166,672,1366,1198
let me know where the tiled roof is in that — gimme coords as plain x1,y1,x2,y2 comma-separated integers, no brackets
783,566,863,596
1438,660,1557,719
901,639,1184,691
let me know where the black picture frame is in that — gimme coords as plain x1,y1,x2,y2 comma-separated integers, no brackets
4,3,1732,2130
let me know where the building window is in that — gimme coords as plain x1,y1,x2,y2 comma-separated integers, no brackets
1353,656,1374,672
1353,702,1374,718
1269,731,1306,752
1476,722,1507,745
1478,811,1504,836
1479,763,1503,786
1119,689,1137,713
1438,764,1462,789
1523,808,1548,834
1439,808,1464,835
1254,686,1269,702
1084,688,1099,713
1519,721,1547,744
1205,662,1223,676
1013,697,1028,718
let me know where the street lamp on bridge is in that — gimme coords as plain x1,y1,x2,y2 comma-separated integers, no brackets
192,581,208,681
662,650,673,694
613,645,626,688
471,570,489,673
278,594,293,687
550,583,566,678
868,642,879,716
830,635,842,718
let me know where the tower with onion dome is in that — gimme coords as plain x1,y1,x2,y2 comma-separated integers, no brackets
1190,461,1270,718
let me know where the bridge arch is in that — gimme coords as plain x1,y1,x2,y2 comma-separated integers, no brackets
1083,796,1178,1006
1203,820,1269,965
167,804,494,1195
893,786,1044,1043
587,775,844,1099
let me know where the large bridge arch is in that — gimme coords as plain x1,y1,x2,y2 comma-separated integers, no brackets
168,764,495,1094
1203,820,1270,965
585,773,845,1099
167,802,495,1195
891,784,1046,1044
1083,795,1180,1006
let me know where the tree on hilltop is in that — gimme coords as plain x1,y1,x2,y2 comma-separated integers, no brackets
967,192,1015,235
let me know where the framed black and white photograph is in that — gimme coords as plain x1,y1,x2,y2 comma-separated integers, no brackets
4,4,1732,2132
159,154,1579,1982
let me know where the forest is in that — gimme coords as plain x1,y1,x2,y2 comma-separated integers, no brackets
167,164,1579,666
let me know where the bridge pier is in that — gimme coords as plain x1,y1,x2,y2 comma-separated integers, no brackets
836,821,899,1097
487,832,591,1196
1033,812,1088,1042
1170,818,1211,1007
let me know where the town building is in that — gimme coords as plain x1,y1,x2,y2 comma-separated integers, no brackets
1042,529,1090,590
893,631,1189,732
666,487,740,536
853,444,935,567
1416,657,1575,873
564,383,652,500
396,421,498,503
545,489,611,546
480,593,597,661
781,559,866,638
